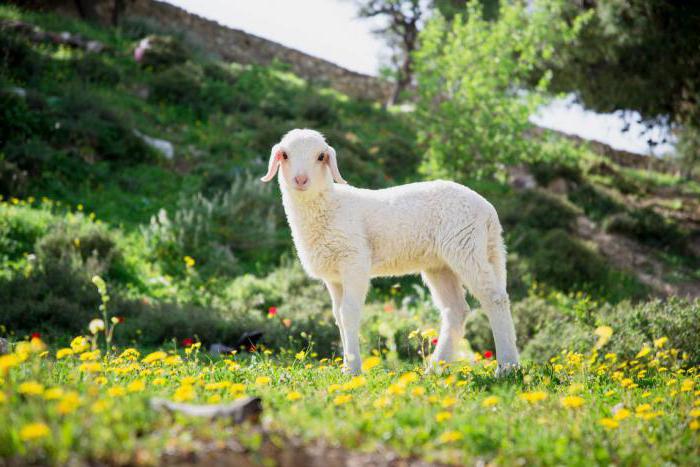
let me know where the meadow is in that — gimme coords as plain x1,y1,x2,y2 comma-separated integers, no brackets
1,2,699,465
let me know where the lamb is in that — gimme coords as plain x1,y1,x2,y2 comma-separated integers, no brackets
261,129,519,375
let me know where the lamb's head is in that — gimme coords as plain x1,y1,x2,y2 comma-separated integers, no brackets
260,129,346,192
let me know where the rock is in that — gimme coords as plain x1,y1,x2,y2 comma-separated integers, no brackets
547,177,569,195
508,165,537,190
150,396,262,424
133,130,174,159
209,343,234,356
0,338,9,355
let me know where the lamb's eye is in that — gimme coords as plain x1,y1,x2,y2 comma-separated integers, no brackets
317,153,325,162
282,152,288,160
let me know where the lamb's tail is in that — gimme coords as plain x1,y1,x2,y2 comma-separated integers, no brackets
486,211,507,287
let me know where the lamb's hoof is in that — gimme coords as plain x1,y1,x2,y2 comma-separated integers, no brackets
495,362,520,378
342,365,361,376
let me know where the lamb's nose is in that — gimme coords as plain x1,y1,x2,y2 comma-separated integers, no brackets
294,175,309,186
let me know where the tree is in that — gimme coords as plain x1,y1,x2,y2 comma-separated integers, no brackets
414,0,588,180
548,0,700,177
353,0,426,104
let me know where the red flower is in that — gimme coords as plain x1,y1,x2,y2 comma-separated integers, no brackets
116,316,125,323
31,332,41,339
182,338,194,348
483,350,493,359
431,337,438,346
267,306,277,317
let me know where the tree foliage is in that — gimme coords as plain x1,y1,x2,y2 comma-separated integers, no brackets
414,0,589,180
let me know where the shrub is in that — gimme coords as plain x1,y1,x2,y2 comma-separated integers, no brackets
70,53,122,85
604,208,689,254
145,173,290,278
35,216,121,278
148,62,202,107
498,190,578,232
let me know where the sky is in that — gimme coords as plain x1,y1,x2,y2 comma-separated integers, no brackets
164,0,675,156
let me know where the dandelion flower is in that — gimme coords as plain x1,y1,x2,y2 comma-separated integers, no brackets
411,387,426,396
127,380,146,393
108,387,126,397
57,392,80,415
613,408,631,421
142,351,167,364
173,385,196,402
19,381,44,396
287,391,303,401
690,420,699,431
43,388,65,401
482,396,500,408
333,394,352,406
70,336,90,353
362,356,381,372
635,346,651,359
560,396,585,409
438,430,463,443
435,411,452,422
441,396,457,408
255,376,271,386
56,348,74,359
598,418,619,430
19,422,50,441
519,391,547,404
654,337,668,348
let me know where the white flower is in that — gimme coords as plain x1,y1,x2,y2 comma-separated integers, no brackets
89,319,105,334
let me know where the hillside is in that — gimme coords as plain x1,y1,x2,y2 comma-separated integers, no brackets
1,4,699,355
1,4,700,466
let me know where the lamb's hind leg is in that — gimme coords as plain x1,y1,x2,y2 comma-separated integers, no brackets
325,281,346,366
445,257,519,375
422,267,469,368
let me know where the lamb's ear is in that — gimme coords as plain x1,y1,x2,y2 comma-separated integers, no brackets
261,144,283,182
326,146,347,184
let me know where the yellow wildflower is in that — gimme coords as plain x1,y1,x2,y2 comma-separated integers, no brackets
80,350,100,361
78,362,102,373
654,337,668,348
127,380,146,393
343,376,367,390
560,396,585,409
688,408,700,418
229,383,246,393
519,391,547,404
43,388,65,401
70,336,90,353
56,348,74,359
19,422,50,441
411,387,426,396
19,381,44,396
173,385,196,402
57,392,80,415
91,400,110,414
438,430,463,443
255,376,271,386
599,418,619,430
287,391,303,401
690,420,699,431
152,378,167,386
0,354,21,374
361,356,381,372
373,396,391,408
398,371,419,387
435,411,452,422
0,392,6,404
333,394,352,406
681,380,694,392
614,408,631,421
387,383,406,396
482,396,500,407
636,346,651,359
184,256,195,268
108,387,126,397
441,396,457,408
142,351,167,364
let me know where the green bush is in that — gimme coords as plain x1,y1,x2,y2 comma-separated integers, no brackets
145,173,290,278
604,208,689,254
464,294,700,364
136,35,189,70
71,53,122,85
498,189,578,232
149,62,202,107
36,216,121,278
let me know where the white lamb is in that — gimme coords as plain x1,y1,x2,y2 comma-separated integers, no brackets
261,129,519,374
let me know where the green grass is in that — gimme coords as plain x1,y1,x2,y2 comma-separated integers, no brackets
1,331,698,465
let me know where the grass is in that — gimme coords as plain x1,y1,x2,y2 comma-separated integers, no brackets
1,327,698,466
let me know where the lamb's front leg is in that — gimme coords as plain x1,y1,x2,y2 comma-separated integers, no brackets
339,271,369,375
325,281,346,366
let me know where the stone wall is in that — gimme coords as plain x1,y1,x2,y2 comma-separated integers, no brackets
125,1,393,101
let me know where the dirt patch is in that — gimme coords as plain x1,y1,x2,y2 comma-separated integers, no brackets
575,216,699,298
161,429,446,467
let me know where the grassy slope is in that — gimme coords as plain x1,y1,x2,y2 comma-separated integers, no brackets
1,7,699,464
